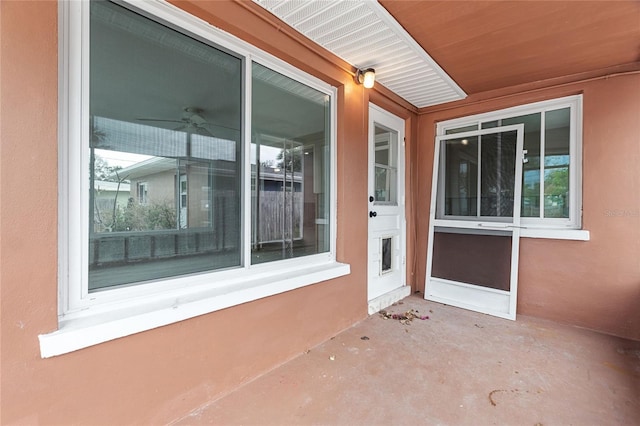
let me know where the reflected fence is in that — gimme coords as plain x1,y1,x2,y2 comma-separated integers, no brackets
90,190,302,268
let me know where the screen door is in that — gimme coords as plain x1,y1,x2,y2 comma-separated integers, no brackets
425,124,524,320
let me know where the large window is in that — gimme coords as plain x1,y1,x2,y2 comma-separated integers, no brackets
46,0,345,357
438,96,582,230
86,1,332,291
250,63,331,264
89,0,243,290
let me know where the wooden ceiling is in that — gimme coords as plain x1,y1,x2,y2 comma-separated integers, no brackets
379,0,640,95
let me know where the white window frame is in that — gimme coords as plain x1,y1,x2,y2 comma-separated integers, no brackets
436,95,589,241
41,0,349,358
137,182,148,205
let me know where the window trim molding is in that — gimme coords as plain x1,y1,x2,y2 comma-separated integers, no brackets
40,260,349,358
435,95,584,234
44,0,348,358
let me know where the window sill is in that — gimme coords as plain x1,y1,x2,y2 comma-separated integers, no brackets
520,228,590,241
39,261,350,358
433,220,590,241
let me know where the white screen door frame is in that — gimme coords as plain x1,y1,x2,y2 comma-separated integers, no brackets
425,124,524,320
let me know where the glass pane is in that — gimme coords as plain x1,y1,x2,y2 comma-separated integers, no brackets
445,124,478,135
480,131,518,217
375,166,389,201
483,114,542,217
481,120,499,129
442,136,478,217
381,237,392,273
544,108,570,218
88,1,242,291
251,63,330,264
375,145,389,166
374,125,398,204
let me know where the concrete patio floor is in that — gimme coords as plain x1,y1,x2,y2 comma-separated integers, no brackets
173,294,640,425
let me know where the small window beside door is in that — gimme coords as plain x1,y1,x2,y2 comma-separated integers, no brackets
437,95,582,230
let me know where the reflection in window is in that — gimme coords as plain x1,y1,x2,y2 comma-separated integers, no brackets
480,132,517,217
137,182,148,205
481,109,570,219
440,130,518,219
485,114,541,217
251,63,330,264
444,124,478,135
444,137,478,216
544,108,570,218
374,125,398,204
88,1,242,291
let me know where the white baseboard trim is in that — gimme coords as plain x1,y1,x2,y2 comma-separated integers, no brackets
368,285,412,315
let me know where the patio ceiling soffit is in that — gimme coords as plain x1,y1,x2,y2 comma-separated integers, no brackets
253,0,467,108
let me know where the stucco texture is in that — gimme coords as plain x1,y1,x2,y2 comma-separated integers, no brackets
1,0,638,424
0,1,397,424
416,74,640,341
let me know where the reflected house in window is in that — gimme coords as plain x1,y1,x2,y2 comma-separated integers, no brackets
84,4,332,291
92,180,131,233
89,114,244,289
94,116,240,231
106,142,304,241
89,113,312,289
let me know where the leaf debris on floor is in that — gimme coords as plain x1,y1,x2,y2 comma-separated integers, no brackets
379,308,429,325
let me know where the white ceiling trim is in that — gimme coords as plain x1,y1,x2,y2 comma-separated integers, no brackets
253,0,467,108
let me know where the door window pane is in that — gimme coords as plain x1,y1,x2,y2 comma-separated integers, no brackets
251,63,331,264
373,125,398,204
88,1,242,291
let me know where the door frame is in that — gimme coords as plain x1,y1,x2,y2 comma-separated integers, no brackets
425,124,525,320
367,103,409,312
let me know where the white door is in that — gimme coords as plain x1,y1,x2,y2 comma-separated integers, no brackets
425,125,524,320
367,104,406,302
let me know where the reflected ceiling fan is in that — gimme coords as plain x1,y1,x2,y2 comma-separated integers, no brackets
136,107,235,136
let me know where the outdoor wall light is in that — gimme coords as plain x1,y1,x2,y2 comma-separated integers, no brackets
355,68,376,88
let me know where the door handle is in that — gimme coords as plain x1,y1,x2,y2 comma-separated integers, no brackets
369,196,374,202
369,211,377,218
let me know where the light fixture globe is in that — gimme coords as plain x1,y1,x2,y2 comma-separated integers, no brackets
355,68,376,89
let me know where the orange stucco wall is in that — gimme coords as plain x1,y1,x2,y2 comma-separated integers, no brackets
2,1,638,424
0,1,417,424
416,74,640,340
